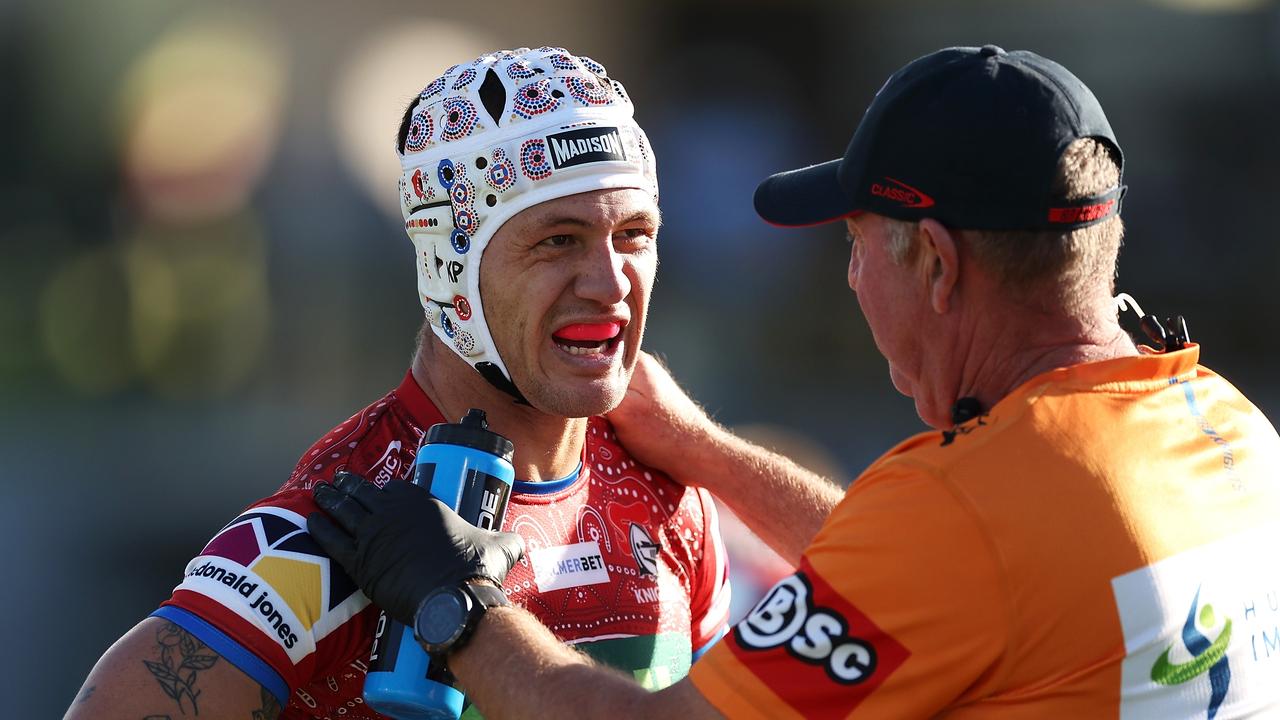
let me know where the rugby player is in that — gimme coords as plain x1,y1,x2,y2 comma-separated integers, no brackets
66,47,730,720
308,45,1280,717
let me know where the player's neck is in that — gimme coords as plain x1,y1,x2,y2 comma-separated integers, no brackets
411,340,586,484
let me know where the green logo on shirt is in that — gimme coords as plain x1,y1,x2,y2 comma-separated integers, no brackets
1150,586,1231,719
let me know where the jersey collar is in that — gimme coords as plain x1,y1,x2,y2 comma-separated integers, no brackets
394,370,448,430
1012,343,1202,403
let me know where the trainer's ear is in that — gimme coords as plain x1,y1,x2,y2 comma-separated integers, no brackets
918,218,959,315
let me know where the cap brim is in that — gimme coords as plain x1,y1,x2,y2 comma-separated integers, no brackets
753,159,855,227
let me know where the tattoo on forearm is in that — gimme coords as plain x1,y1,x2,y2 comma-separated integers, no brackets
252,686,282,720
143,622,220,715
75,685,96,704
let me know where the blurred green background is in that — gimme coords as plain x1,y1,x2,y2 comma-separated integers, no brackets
5,0,1280,714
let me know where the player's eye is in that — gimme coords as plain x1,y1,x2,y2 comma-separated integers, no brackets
541,234,573,247
617,228,651,243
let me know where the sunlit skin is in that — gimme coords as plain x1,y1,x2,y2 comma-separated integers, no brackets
845,213,945,424
845,213,1137,430
412,188,660,482
481,188,660,419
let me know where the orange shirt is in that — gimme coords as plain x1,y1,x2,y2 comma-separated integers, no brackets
691,345,1280,718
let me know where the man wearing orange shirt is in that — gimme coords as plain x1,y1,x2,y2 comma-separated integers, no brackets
308,45,1280,717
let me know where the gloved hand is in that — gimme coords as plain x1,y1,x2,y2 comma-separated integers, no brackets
308,471,524,626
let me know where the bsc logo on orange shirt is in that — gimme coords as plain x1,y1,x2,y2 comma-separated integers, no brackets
729,562,909,719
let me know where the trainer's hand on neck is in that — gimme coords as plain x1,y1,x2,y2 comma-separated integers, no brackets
606,352,727,487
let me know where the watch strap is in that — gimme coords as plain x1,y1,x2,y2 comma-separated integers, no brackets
449,581,508,653
463,581,510,610
426,581,509,663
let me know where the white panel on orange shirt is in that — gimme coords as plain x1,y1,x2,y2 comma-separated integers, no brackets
1112,522,1280,719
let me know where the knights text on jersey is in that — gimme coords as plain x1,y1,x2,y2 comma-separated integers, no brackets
155,371,731,719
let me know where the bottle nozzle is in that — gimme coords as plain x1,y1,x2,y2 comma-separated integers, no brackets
460,408,489,429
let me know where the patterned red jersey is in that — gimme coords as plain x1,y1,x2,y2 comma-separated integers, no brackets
155,371,731,719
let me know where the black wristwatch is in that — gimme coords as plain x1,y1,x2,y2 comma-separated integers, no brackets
413,580,510,656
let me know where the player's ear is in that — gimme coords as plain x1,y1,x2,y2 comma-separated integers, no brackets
918,218,958,315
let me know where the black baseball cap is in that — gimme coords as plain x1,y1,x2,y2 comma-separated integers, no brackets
754,45,1125,231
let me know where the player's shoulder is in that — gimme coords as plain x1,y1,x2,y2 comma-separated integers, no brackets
210,493,331,563
282,386,426,493
587,416,686,490
206,486,335,567
172,484,370,672
586,415,714,520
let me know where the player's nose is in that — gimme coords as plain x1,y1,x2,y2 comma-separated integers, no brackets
576,239,631,305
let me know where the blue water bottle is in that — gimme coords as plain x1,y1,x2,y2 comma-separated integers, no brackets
363,408,515,719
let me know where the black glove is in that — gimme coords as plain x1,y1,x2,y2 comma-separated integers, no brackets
308,471,524,626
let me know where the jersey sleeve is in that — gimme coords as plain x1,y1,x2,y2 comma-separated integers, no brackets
689,487,732,658
688,460,1008,719
154,492,372,704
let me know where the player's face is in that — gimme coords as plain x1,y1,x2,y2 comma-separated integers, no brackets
845,214,929,402
481,188,659,418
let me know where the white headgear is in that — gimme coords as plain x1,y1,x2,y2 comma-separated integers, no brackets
398,47,658,399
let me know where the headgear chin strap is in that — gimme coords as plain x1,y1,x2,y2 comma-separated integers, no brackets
398,47,658,402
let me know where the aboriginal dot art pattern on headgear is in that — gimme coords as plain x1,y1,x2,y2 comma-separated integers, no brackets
436,158,456,189
448,164,478,236
451,68,478,90
453,328,477,356
610,80,629,104
451,228,471,255
519,138,553,181
440,97,479,142
404,111,434,153
547,53,582,72
512,78,560,119
409,168,435,201
421,76,446,100
453,296,473,321
397,46,657,397
486,149,516,192
402,48,633,166
566,76,611,106
506,60,537,81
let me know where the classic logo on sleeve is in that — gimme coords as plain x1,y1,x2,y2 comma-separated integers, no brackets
728,565,909,719
174,506,368,664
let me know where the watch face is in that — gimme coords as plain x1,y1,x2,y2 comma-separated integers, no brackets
417,589,468,648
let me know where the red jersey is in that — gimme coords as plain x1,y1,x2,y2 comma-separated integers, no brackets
156,372,731,719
